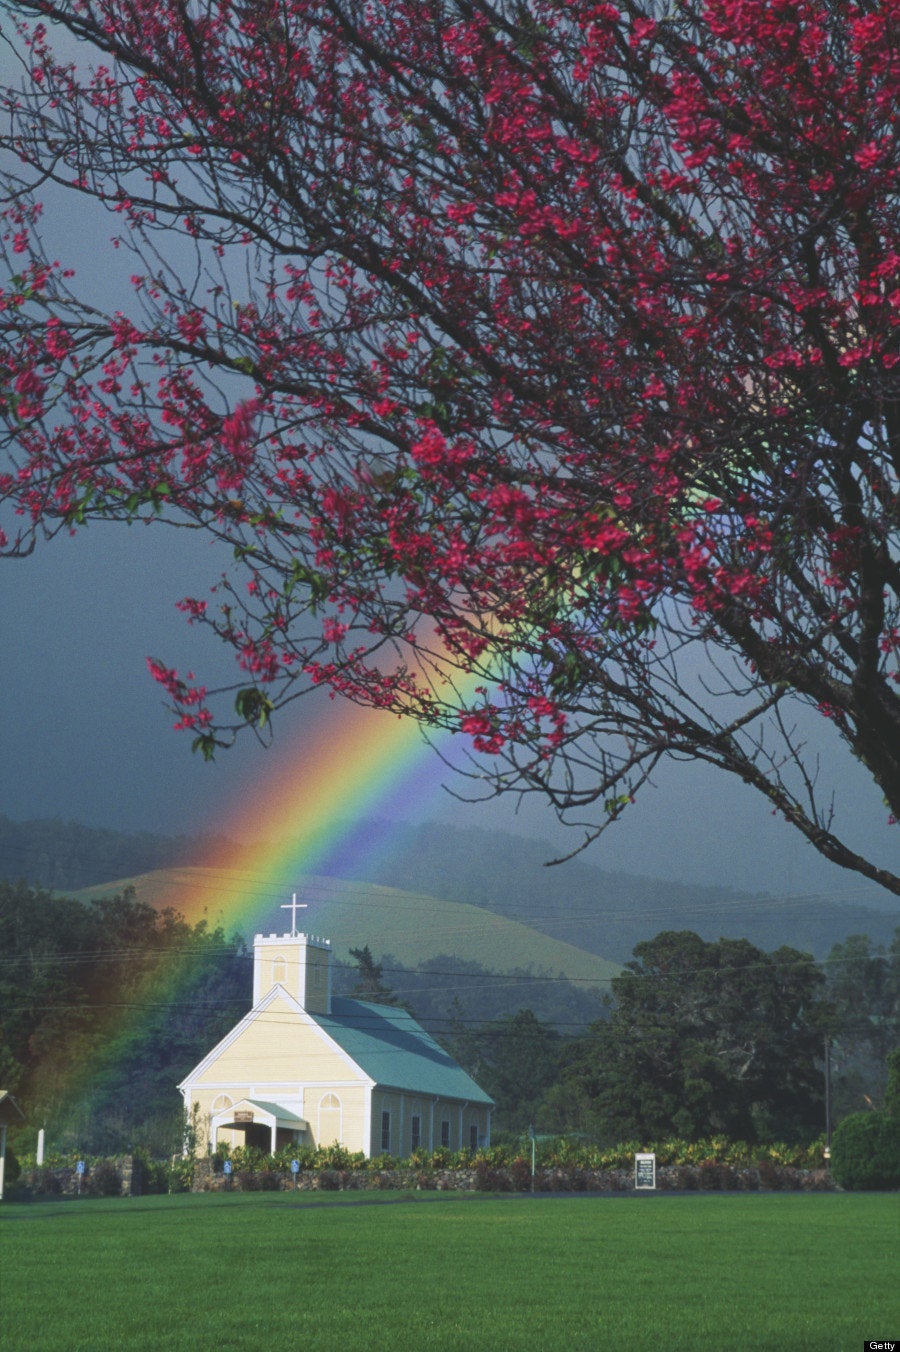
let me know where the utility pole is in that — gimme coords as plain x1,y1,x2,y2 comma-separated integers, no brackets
824,1034,832,1167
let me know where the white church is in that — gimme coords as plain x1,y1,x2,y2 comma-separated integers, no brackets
179,917,493,1158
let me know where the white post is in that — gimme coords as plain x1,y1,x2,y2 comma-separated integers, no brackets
0,1123,7,1201
36,1128,45,1167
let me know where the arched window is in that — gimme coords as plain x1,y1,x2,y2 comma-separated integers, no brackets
272,955,287,986
211,1094,234,1114
318,1093,342,1146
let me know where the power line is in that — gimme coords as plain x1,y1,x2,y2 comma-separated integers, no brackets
1,945,855,990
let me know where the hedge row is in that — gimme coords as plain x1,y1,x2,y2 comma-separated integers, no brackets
11,1123,898,1198
201,1134,829,1176
9,1156,836,1199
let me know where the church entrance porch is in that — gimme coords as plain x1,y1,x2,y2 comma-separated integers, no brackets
210,1099,308,1156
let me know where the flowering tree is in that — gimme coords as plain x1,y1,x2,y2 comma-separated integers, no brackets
1,0,898,891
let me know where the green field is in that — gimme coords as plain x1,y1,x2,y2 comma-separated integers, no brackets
2,1192,896,1351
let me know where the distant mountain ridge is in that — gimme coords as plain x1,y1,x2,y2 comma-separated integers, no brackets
0,813,229,892
338,820,898,962
1,812,895,960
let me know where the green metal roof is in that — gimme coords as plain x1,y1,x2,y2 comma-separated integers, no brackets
314,998,493,1104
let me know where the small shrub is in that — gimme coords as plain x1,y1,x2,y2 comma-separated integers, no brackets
167,1157,194,1193
408,1149,434,1171
697,1160,727,1190
32,1169,62,1197
132,1150,172,1195
509,1157,533,1192
314,1144,363,1171
366,1152,399,1172
756,1160,785,1191
831,1111,900,1191
698,1161,740,1190
84,1159,121,1197
474,1162,510,1192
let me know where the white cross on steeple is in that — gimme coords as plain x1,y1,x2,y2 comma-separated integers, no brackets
281,892,308,937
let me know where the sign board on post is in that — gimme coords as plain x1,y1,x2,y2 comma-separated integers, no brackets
635,1153,656,1190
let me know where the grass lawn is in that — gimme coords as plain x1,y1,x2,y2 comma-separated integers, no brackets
1,1191,896,1351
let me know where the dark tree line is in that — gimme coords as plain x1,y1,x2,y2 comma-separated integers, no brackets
0,880,248,1153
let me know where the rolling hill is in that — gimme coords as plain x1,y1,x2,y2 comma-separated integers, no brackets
7,811,894,964
70,866,622,991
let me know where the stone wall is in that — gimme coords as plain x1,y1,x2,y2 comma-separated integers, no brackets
190,1159,837,1193
18,1155,139,1198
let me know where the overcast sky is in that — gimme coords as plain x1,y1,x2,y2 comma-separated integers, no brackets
0,21,896,909
1,516,897,906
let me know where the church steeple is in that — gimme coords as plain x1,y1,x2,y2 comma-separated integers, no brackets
252,928,332,1014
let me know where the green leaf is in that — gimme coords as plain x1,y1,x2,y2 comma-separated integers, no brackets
191,733,217,761
234,687,273,728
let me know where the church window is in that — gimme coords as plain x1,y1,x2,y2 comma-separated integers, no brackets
381,1111,391,1152
469,1123,478,1151
411,1114,421,1151
318,1093,342,1146
211,1094,234,1113
272,956,287,985
440,1119,450,1148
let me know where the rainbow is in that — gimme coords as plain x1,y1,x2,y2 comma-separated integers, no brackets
187,696,464,928
136,642,498,937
